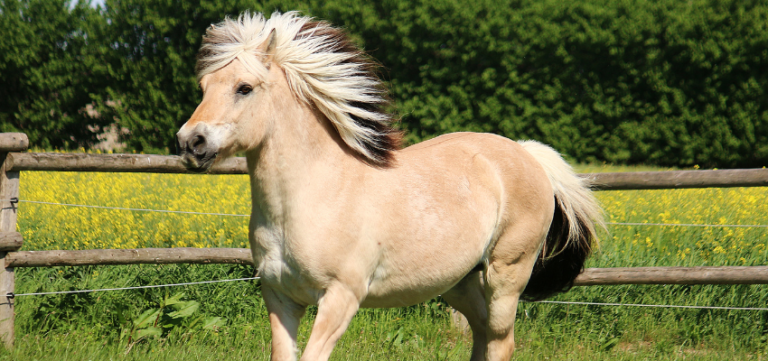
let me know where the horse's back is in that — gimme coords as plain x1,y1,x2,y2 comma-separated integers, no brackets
399,132,553,203
400,132,555,224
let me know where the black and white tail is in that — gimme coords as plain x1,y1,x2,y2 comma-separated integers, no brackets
518,140,605,301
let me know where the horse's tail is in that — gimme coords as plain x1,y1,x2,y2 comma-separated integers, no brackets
518,140,604,301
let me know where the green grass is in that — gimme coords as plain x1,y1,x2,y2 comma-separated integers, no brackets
3,165,767,360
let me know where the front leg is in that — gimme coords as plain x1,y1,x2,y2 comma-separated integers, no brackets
300,284,361,361
263,286,307,361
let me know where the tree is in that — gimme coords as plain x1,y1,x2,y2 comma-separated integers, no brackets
0,0,109,149
93,0,306,153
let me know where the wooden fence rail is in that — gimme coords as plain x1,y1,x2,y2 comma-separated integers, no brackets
5,248,768,285
7,151,768,190
575,266,768,285
6,248,253,267
5,152,247,174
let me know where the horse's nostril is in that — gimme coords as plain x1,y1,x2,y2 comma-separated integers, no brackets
190,134,207,155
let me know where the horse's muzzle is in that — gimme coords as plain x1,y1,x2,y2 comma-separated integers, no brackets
177,131,218,173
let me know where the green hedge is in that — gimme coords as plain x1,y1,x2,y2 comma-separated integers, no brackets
315,0,768,167
1,0,767,167
0,0,108,149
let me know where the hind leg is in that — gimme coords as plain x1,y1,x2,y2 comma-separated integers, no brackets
483,233,546,361
483,263,528,360
442,271,488,361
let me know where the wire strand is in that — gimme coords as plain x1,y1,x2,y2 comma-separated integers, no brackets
10,277,260,297
17,200,249,217
523,300,768,311
607,222,768,228
9,279,766,312
11,199,768,228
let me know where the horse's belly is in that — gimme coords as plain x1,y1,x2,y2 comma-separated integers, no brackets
359,255,480,308
360,283,453,308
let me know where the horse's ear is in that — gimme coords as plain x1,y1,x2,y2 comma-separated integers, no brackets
260,29,277,69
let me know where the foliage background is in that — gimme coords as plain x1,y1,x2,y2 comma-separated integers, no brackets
1,0,767,165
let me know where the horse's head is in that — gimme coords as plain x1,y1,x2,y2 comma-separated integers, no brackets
177,30,278,172
178,12,401,172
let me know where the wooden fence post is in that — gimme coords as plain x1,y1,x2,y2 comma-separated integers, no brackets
0,133,28,348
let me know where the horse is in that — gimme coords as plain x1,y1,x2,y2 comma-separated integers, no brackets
177,11,603,361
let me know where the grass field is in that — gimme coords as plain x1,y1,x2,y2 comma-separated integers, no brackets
1,164,767,360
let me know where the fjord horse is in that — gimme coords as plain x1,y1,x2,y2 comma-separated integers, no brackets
177,11,603,361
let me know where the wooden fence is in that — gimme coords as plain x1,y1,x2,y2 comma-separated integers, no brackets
7,151,768,189
1,132,767,347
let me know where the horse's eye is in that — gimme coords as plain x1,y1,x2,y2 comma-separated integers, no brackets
237,84,253,95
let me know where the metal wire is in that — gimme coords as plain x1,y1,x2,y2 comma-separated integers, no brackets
524,300,768,311
8,277,260,298
12,198,768,228
8,279,766,311
16,199,249,217
607,222,768,228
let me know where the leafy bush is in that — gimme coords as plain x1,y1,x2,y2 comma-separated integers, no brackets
0,0,110,149
124,292,225,346
313,0,768,167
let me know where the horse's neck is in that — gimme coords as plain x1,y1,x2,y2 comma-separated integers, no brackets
246,104,366,225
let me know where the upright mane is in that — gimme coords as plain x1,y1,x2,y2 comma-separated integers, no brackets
196,11,401,166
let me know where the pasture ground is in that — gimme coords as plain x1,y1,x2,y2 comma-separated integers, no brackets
0,164,766,360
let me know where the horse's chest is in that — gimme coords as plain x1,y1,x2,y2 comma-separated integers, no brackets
254,254,326,305
250,233,324,305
